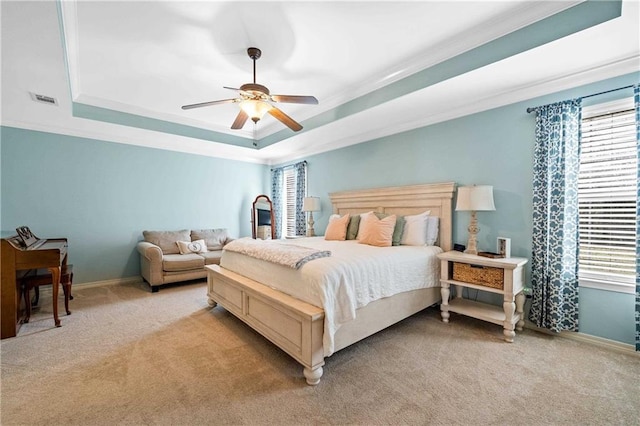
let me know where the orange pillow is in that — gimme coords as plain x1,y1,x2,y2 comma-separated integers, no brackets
324,214,350,241
358,212,396,247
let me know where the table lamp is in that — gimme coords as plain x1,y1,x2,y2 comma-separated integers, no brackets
302,196,321,237
455,185,495,255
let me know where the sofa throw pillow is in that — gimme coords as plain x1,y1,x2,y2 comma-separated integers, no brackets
176,239,208,254
325,214,350,241
191,229,229,250
374,212,405,246
400,210,431,246
143,229,191,255
358,212,396,247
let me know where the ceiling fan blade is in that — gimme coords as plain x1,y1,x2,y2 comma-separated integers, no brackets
267,106,303,132
223,86,241,91
231,110,249,129
181,98,236,110
271,95,318,105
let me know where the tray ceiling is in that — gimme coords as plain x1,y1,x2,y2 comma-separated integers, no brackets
1,1,638,164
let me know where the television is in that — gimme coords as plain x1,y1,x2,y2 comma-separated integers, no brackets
257,208,271,226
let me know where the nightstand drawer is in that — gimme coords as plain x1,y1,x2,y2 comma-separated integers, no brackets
453,262,504,289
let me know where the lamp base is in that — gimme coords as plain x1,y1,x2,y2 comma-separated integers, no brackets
464,211,479,255
306,212,316,237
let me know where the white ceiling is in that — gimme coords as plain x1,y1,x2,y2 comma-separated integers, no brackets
1,1,639,164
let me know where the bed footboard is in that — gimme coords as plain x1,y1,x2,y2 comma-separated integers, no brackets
206,264,325,385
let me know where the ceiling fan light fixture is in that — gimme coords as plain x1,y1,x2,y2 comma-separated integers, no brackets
181,47,317,132
240,100,271,123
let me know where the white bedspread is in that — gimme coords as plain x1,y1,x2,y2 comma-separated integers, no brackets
220,237,442,356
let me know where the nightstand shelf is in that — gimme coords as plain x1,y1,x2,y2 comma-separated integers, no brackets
447,298,522,328
437,251,528,342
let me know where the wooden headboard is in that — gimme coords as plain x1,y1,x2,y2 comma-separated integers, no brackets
329,182,456,251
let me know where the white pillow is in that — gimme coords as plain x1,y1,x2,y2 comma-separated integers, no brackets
425,216,439,246
176,239,208,254
328,214,341,223
400,210,431,246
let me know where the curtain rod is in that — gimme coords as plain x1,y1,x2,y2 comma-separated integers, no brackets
526,84,634,113
270,160,307,171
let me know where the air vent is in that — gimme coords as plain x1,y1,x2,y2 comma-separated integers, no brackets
29,92,58,106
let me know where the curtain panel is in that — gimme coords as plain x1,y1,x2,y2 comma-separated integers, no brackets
634,84,639,352
529,99,582,333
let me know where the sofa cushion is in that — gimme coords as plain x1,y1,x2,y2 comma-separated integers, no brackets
191,229,229,250
144,230,190,255
199,250,223,265
162,254,204,272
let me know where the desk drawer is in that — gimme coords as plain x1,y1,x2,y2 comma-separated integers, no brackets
453,262,504,289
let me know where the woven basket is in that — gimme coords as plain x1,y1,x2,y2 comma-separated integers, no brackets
453,262,504,289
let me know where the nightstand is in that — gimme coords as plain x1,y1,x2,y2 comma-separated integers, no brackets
437,250,528,342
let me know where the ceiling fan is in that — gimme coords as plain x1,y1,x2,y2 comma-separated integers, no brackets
181,47,318,132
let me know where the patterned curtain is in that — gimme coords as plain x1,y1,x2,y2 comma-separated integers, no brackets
529,99,582,333
294,161,307,236
634,84,639,351
271,167,284,239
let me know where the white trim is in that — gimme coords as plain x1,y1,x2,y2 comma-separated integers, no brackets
525,322,639,356
582,97,634,118
0,119,270,164
579,276,636,294
3,54,636,166
270,0,581,138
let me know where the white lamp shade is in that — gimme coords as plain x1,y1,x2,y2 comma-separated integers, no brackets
455,185,496,211
303,196,321,212
240,100,271,121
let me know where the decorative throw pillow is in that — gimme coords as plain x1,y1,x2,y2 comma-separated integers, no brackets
374,212,405,246
346,215,361,240
400,210,431,246
176,239,208,254
425,216,440,246
356,212,375,240
358,212,396,247
325,214,350,241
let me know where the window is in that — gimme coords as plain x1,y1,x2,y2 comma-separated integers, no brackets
578,98,637,293
274,162,307,238
282,167,298,237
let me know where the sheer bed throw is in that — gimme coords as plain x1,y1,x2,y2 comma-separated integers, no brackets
220,237,442,356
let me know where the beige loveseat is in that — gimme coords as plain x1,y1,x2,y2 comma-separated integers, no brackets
137,228,233,292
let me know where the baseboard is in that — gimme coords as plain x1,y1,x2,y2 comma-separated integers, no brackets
37,276,144,296
524,321,638,356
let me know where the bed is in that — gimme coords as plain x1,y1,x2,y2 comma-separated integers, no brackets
206,182,455,385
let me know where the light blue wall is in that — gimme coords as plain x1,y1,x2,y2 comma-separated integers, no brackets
0,127,266,284
1,72,637,346
295,72,638,346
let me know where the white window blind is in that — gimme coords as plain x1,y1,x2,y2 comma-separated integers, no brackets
578,105,637,281
284,168,297,237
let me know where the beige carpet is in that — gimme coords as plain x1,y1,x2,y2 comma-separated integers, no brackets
1,280,639,426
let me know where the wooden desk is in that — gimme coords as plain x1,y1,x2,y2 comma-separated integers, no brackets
1,235,68,339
